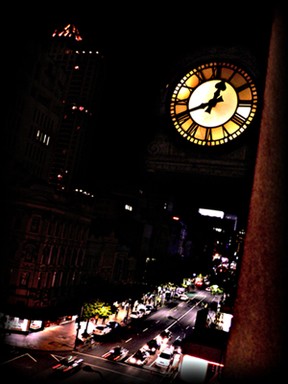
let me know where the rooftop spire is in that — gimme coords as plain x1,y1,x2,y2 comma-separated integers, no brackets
52,23,82,41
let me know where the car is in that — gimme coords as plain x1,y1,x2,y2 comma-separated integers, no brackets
52,355,84,375
102,345,129,361
172,336,183,354
179,293,190,301
138,308,147,316
128,349,150,366
137,303,146,312
157,329,172,345
130,310,144,319
93,324,112,336
143,338,161,355
145,304,154,314
154,346,174,369
106,320,121,331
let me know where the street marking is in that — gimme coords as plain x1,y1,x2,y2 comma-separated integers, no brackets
0,352,37,365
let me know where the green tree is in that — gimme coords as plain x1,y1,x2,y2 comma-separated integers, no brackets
81,299,113,336
93,300,113,322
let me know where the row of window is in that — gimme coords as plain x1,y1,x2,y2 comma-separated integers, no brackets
29,215,88,240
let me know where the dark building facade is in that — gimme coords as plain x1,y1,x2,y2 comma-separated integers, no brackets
2,23,135,325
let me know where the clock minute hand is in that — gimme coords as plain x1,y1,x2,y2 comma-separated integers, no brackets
176,102,210,118
189,102,210,112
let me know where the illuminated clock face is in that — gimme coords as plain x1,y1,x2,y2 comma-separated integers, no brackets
169,61,258,146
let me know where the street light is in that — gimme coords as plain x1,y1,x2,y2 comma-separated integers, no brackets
74,305,83,350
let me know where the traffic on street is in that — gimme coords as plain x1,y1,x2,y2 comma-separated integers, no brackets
1,289,226,383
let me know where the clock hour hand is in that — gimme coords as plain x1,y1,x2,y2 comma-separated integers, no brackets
205,95,224,113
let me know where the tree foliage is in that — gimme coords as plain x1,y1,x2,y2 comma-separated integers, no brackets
82,299,113,320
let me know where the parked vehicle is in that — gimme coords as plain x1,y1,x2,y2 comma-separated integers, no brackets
130,310,144,319
145,304,154,314
179,293,190,301
93,324,112,336
138,308,147,316
137,303,154,315
52,355,84,375
106,320,122,332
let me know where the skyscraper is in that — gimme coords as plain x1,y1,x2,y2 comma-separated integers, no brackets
2,22,108,324
5,23,106,193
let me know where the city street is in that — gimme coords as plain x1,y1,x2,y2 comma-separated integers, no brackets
1,291,225,383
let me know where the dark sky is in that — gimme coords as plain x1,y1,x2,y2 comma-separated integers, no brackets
12,4,273,66
7,4,274,226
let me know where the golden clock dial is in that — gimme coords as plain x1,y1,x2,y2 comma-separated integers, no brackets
169,61,258,146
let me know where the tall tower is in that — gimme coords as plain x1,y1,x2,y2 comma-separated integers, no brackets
2,22,107,321
48,23,105,192
4,23,105,193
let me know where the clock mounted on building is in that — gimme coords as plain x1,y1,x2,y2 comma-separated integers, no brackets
168,61,258,147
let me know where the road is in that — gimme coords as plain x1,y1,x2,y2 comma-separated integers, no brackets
1,291,219,383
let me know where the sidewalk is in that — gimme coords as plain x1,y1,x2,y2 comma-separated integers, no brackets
3,321,77,352
2,308,129,352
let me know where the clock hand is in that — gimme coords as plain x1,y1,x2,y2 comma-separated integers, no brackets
205,95,224,113
188,102,210,112
175,80,226,117
205,80,226,113
175,102,210,118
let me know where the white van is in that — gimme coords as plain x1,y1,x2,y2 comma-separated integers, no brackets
177,355,208,383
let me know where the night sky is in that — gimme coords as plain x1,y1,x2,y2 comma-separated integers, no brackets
6,4,273,225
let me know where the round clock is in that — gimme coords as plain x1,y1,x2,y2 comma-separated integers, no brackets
169,61,258,146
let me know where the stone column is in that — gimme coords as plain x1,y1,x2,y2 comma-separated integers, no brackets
221,6,287,383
